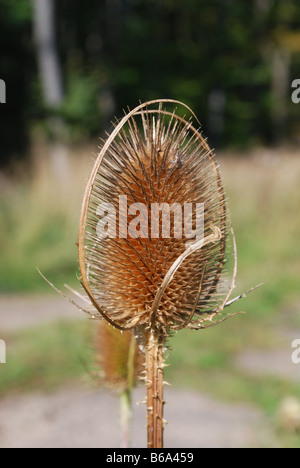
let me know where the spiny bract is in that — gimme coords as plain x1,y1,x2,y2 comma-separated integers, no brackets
78,100,234,335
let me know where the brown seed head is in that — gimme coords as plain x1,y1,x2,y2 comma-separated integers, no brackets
96,321,144,392
78,100,233,335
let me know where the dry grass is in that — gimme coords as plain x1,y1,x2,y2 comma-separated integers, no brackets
220,148,300,309
0,144,300,447
0,140,95,291
1,142,299,307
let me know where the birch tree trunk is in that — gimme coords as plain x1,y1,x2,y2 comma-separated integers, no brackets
32,0,69,182
32,0,64,107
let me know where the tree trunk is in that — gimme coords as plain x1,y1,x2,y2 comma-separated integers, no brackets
254,0,275,17
32,0,64,107
31,0,69,182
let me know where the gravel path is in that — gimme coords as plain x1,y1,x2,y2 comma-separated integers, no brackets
235,349,300,383
0,385,274,448
0,294,281,448
0,294,83,332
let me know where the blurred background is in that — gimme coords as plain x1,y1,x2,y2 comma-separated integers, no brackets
0,0,300,448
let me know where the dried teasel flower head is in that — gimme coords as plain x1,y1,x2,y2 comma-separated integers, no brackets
96,322,144,393
78,99,238,335
76,99,262,448
38,99,261,448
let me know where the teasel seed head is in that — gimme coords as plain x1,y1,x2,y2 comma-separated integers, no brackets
78,99,237,336
96,321,144,392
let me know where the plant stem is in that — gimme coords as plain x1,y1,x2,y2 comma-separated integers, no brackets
119,332,137,448
127,332,136,390
146,330,164,448
120,388,132,448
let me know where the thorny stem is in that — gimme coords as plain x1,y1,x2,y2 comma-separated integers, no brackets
146,330,165,448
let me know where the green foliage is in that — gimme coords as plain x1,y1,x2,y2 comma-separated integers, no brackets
0,0,33,165
1,0,300,166
0,156,85,292
59,72,103,141
0,0,32,25
0,320,93,395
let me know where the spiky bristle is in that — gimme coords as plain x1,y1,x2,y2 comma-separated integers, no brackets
79,100,230,334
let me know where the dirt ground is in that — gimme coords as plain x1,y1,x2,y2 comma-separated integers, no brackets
0,294,81,332
0,294,287,448
0,384,276,448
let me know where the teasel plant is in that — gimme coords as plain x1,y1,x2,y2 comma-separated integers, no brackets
96,321,144,448
37,275,144,447
39,99,262,448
